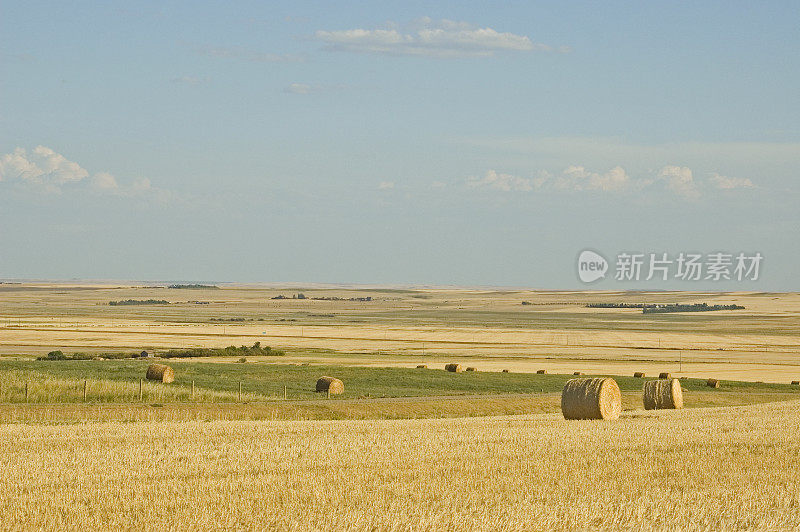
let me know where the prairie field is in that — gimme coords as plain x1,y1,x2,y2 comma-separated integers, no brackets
2,400,799,531
2,283,800,530
1,284,800,383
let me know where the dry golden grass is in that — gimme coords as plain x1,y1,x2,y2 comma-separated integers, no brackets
1,400,799,530
2,284,800,382
0,370,257,404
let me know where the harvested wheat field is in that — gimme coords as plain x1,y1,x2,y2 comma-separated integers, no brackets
1,400,799,530
2,284,800,383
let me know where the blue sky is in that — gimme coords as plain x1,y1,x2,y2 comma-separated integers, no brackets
1,1,798,289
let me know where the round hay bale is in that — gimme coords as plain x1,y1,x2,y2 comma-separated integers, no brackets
561,377,621,420
643,378,683,410
315,376,344,394
501,369,510,373
791,380,799,386
444,363,463,373
634,372,645,378
416,364,428,369
573,371,583,376
146,363,174,383
658,372,671,379
536,369,546,374
706,378,720,388
465,367,477,372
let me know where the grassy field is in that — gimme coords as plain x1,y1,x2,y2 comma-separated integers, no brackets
1,359,798,422
2,399,799,530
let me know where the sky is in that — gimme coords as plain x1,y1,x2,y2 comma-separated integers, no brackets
1,1,798,290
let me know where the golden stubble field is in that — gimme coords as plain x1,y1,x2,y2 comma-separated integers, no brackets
1,400,799,530
1,283,799,382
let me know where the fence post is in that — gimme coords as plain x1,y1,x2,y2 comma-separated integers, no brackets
25,381,29,403
284,385,287,400
83,380,87,402
139,378,143,402
238,382,242,402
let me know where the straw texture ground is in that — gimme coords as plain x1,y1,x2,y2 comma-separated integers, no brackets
5,400,799,530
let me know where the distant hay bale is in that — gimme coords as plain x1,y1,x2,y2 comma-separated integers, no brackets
466,367,477,372
706,378,720,388
416,364,428,369
791,380,799,386
634,372,645,378
145,364,174,384
445,363,463,373
658,372,671,379
573,371,583,376
315,376,344,394
561,378,622,420
536,369,546,374
502,369,510,373
643,378,684,410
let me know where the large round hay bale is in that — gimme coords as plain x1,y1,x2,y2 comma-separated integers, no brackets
561,378,621,420
444,363,462,373
573,371,583,376
791,380,799,386
146,363,174,383
634,372,645,378
501,369,510,373
706,378,720,388
658,372,671,379
465,367,477,372
316,376,344,394
536,369,546,374
643,378,683,410
416,364,427,369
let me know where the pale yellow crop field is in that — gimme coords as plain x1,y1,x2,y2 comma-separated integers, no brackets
1,400,799,530
1,283,799,382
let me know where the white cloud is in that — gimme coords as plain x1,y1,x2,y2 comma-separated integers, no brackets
468,166,631,193
555,165,631,192
467,169,535,191
314,18,555,58
0,146,168,199
658,165,700,199
378,181,395,190
467,164,752,199
91,171,119,190
0,146,89,192
709,173,755,189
